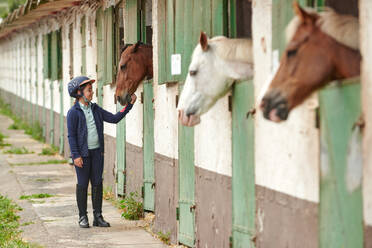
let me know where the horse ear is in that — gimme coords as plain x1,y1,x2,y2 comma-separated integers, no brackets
199,32,209,51
132,41,141,53
293,1,315,24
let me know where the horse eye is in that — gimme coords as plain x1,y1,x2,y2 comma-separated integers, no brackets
287,49,297,58
120,64,126,70
189,70,197,76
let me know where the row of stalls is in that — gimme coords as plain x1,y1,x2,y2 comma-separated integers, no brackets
0,0,371,247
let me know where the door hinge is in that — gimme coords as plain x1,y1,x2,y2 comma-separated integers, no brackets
175,95,179,107
189,204,196,212
315,107,320,129
176,207,179,220
228,95,232,112
229,236,233,248
140,92,144,103
141,186,144,198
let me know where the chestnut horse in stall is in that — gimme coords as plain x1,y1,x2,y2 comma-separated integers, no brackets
115,41,153,106
260,2,360,122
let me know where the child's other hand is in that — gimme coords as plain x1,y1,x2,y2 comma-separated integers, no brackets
130,94,137,104
74,157,83,168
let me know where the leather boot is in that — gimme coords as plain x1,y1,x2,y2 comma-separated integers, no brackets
76,184,89,228
92,183,110,227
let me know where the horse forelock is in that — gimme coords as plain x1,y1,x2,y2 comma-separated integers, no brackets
209,36,253,64
286,8,359,50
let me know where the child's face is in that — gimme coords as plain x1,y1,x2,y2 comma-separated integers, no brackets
82,84,93,101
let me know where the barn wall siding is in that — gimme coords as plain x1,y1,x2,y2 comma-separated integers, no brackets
255,185,318,248
153,152,178,244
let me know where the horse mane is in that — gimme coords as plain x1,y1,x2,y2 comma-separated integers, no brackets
120,42,152,54
210,36,253,64
286,8,359,50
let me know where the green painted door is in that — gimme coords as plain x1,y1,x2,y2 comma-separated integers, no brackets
272,0,308,55
115,0,141,196
232,80,255,248
178,115,195,247
229,1,255,247
143,79,154,211
319,81,363,248
140,0,155,212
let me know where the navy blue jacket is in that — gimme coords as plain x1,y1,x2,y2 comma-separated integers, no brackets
67,101,133,159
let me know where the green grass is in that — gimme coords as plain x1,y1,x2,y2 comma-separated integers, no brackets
11,159,68,166
19,194,53,200
0,194,41,247
35,178,52,183
157,231,171,245
103,188,143,221
21,221,34,227
0,99,44,143
117,192,143,220
0,131,10,148
38,146,59,156
4,147,33,154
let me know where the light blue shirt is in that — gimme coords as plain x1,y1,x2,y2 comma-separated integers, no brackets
79,102,100,149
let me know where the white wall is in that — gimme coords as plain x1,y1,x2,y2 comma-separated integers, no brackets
102,84,117,138
126,84,143,147
37,33,44,107
195,95,232,176
360,0,372,227
62,23,72,116
253,0,319,203
153,0,179,159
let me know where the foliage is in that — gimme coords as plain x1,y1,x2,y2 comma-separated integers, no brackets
157,231,171,245
4,146,33,154
38,145,59,156
0,194,41,247
19,194,53,200
0,0,27,19
117,192,143,220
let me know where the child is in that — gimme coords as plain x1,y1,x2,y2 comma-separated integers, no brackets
67,76,136,228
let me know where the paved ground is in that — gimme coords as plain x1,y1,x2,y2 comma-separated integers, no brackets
0,114,170,248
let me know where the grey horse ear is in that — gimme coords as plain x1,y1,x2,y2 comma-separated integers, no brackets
132,41,141,53
199,32,209,51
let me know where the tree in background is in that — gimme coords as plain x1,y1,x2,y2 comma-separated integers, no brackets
0,0,26,19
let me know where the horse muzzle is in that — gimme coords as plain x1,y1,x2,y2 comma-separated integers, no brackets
178,109,201,126
116,93,132,106
260,90,289,122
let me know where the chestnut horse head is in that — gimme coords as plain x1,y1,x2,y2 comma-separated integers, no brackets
260,2,360,122
115,41,153,106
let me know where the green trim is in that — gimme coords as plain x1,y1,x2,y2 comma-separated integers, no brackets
319,83,363,248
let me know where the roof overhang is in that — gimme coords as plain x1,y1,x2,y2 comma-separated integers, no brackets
0,0,81,40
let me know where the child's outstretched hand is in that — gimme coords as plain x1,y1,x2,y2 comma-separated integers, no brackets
130,94,137,104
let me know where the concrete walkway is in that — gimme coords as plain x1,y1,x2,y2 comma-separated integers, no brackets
0,114,169,248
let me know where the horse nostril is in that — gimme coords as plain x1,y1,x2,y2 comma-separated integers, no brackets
125,94,132,104
276,103,289,120
186,108,197,117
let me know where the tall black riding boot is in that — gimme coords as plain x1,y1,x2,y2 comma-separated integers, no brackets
92,183,110,227
76,184,89,228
